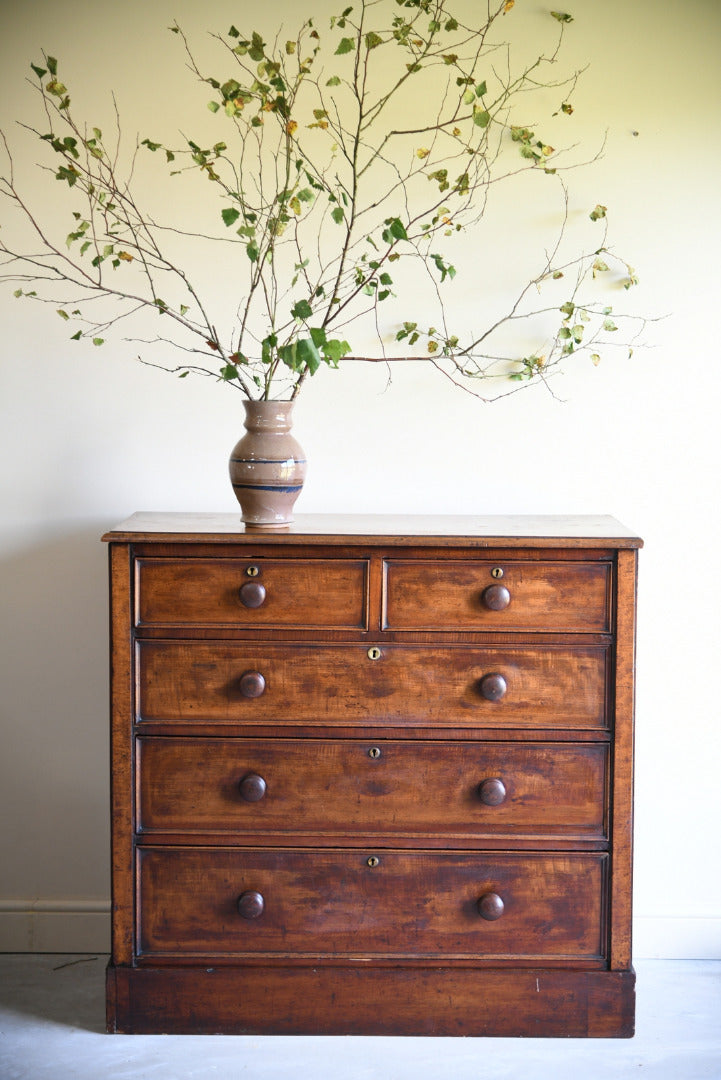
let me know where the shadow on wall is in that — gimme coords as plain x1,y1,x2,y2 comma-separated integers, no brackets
0,525,111,901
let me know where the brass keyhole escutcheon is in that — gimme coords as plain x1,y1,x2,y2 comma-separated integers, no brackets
367,856,380,868
246,565,260,578
367,646,382,661
491,567,504,579
368,747,382,759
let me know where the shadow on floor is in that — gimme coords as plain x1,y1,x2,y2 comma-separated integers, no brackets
0,954,108,1034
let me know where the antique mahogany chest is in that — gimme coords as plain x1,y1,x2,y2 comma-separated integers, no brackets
103,513,641,1036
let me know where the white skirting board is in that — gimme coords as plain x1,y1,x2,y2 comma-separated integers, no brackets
0,902,719,958
0,900,111,953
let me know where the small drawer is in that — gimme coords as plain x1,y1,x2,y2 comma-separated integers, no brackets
136,737,608,841
136,642,609,730
137,848,606,961
135,557,369,630
383,559,611,632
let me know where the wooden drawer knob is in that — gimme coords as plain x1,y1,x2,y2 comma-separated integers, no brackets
481,584,511,611
478,778,507,806
477,892,505,921
237,890,264,920
239,581,267,608
238,773,267,802
238,671,266,698
479,672,507,701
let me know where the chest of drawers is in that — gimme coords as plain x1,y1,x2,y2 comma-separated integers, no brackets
103,513,641,1036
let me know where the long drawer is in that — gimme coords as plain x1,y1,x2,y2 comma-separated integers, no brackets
137,848,606,961
135,642,609,730
136,737,608,841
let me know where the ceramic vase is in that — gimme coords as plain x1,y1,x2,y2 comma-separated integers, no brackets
228,400,307,528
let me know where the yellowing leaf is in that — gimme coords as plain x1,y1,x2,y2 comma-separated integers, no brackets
503,0,515,12
416,147,430,159
591,353,601,366
286,120,298,136
285,40,296,55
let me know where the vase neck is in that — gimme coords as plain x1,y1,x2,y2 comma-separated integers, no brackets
243,399,294,434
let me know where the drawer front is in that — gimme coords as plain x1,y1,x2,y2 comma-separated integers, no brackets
135,557,369,629
137,848,606,961
383,560,611,632
136,642,608,730
137,737,608,840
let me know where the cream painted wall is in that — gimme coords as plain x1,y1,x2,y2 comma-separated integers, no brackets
0,0,719,957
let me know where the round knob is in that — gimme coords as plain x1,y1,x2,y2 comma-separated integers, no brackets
477,892,505,921
237,890,264,919
238,670,266,698
482,584,511,611
478,778,507,806
238,773,267,802
479,672,507,702
239,581,267,608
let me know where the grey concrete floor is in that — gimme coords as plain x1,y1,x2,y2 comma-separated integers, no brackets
0,956,719,1079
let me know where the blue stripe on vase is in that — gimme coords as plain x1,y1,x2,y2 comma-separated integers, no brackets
232,483,304,493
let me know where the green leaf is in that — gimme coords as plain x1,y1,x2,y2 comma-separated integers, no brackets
46,56,58,76
590,204,607,221
208,100,220,113
335,37,355,55
56,309,69,320
222,207,241,227
92,337,104,346
603,318,618,332
365,31,383,49
473,107,490,128
550,11,574,22
70,330,82,340
296,337,323,374
323,338,351,365
388,217,408,242
559,301,575,316
475,80,487,97
326,75,342,86
291,298,313,320
246,241,259,262
309,326,327,348
30,63,47,79
220,364,239,380
331,206,345,224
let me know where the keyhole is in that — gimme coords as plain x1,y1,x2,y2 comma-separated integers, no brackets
367,647,382,660
246,565,260,578
368,747,382,759
491,567,504,579
367,856,380,868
